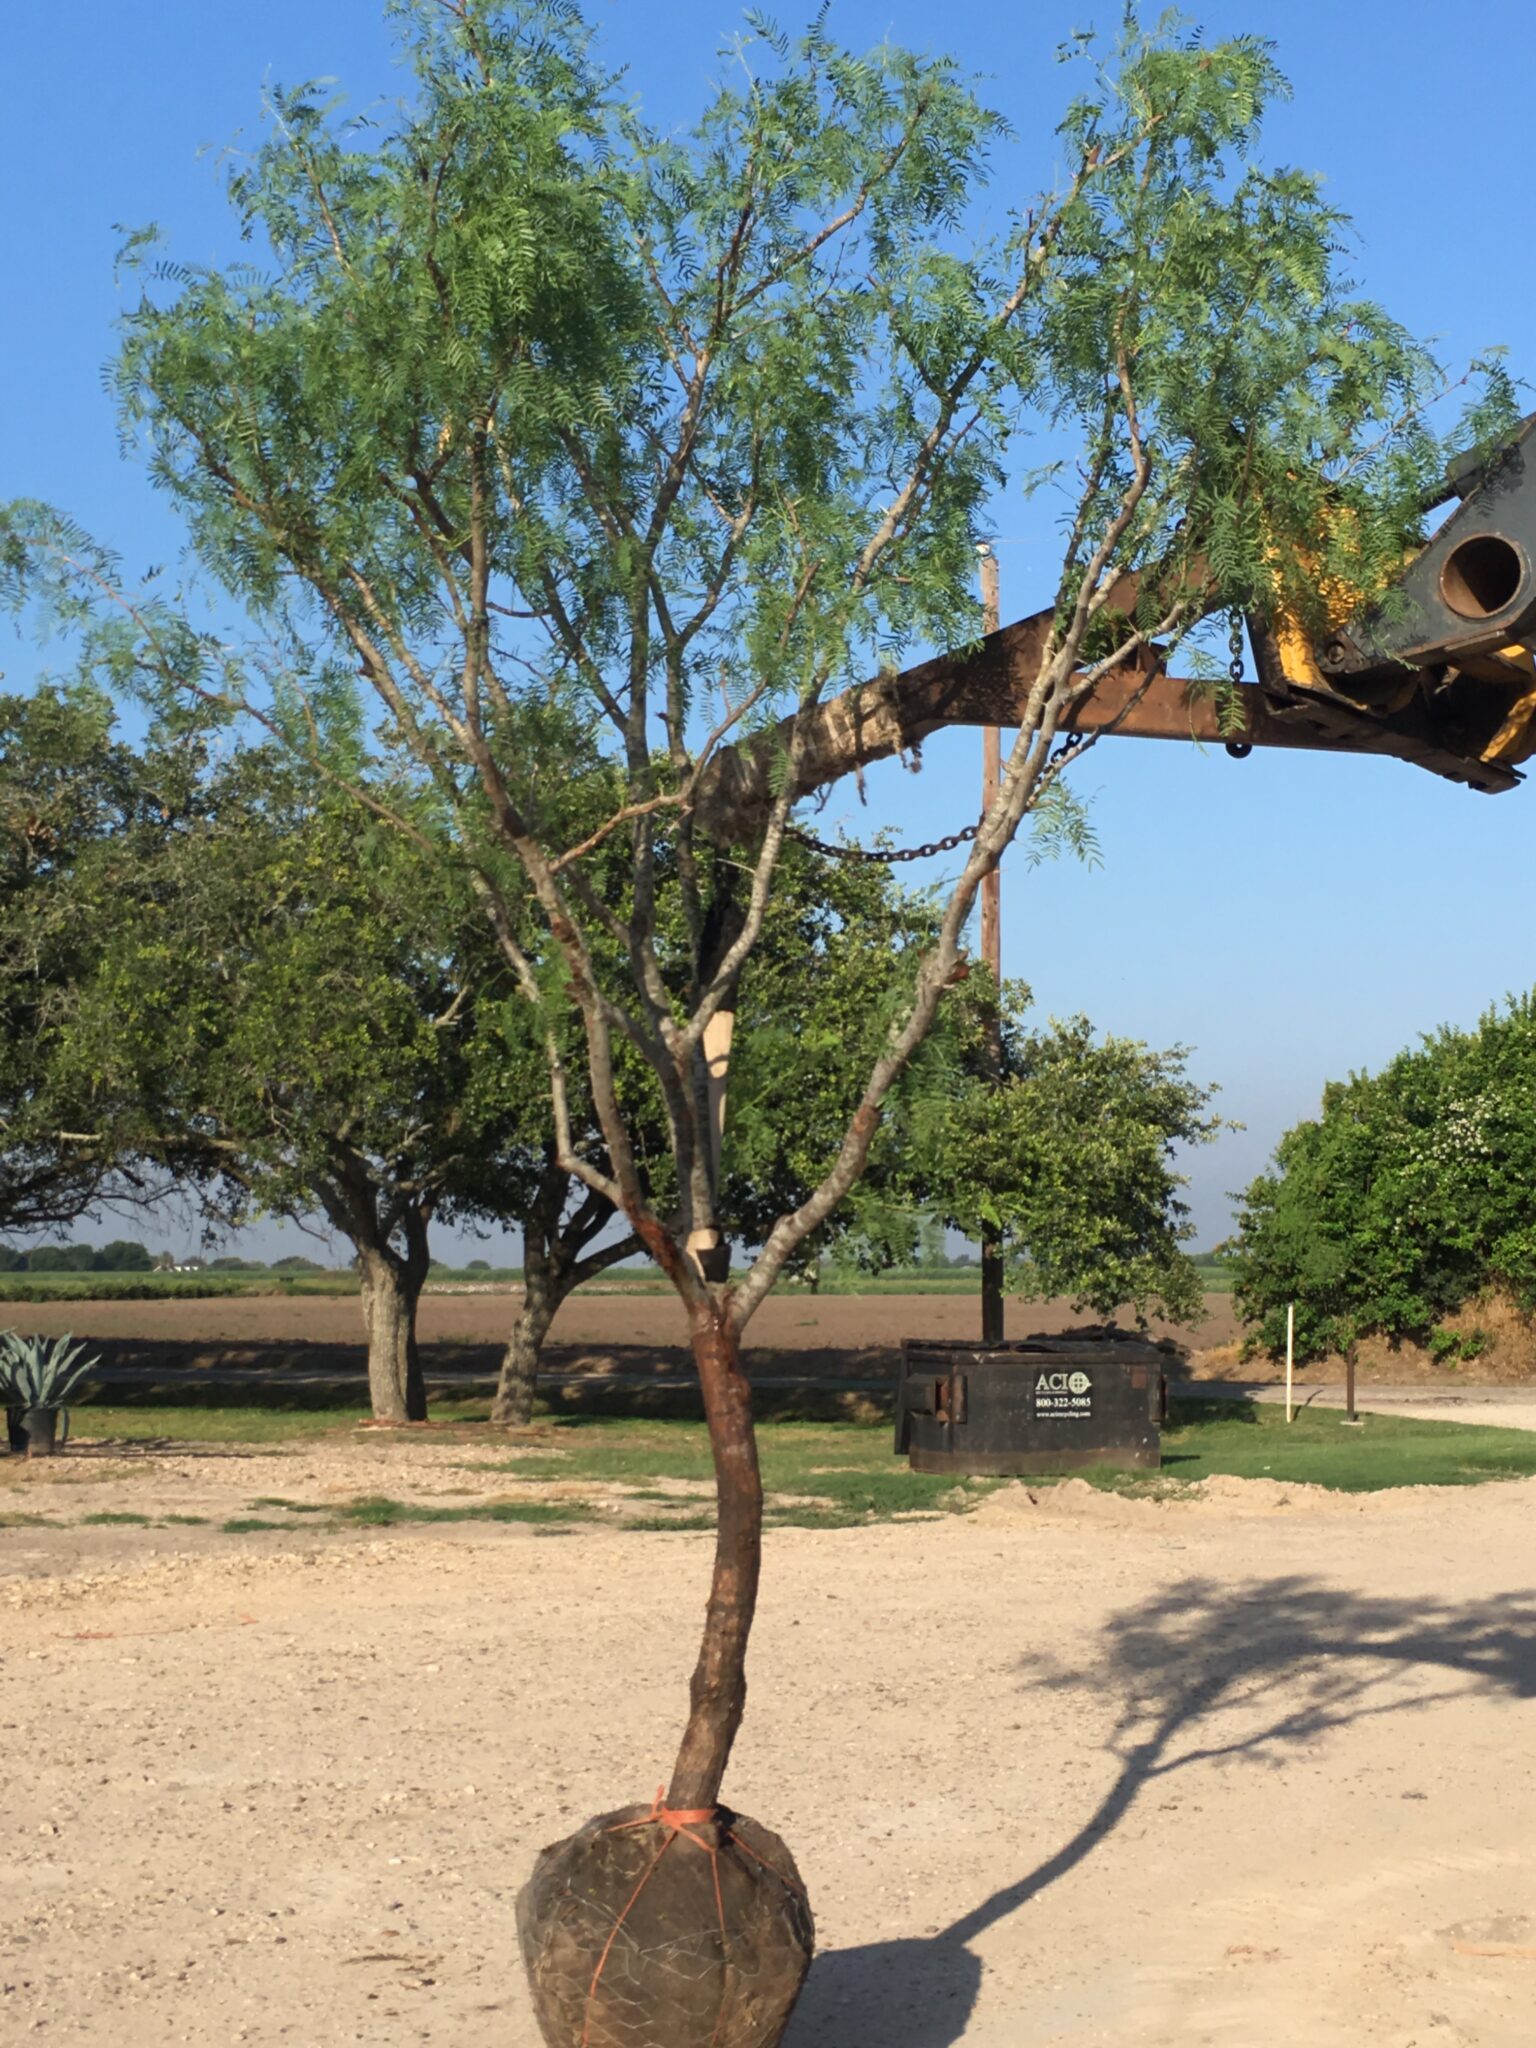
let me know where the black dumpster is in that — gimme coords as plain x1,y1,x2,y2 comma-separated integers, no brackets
896,1331,1170,1476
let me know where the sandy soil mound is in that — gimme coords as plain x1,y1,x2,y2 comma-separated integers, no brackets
972,1471,1364,1525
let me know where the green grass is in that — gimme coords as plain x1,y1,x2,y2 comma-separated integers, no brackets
79,1510,154,1526
485,1403,1536,1511
41,1403,1536,1547
335,1493,594,1527
1148,1399,1536,1492
0,1272,361,1302
76,1404,375,1442
486,1418,989,1527
1188,1259,1235,1295
220,1497,569,1535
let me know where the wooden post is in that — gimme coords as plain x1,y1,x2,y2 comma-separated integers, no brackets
1285,1302,1295,1425
978,544,1004,1346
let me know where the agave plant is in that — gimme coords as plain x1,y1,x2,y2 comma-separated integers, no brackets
0,1332,99,1410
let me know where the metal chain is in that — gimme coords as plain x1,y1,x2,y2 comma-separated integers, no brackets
1228,611,1246,685
1225,610,1254,759
785,818,982,865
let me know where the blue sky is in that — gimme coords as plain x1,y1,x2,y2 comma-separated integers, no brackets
4,0,1534,1261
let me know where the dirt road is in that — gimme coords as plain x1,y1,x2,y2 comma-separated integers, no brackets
4,1460,1532,2044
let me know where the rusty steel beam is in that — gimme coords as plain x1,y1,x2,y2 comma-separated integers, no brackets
695,607,1072,837
692,605,1518,839
1070,669,1517,791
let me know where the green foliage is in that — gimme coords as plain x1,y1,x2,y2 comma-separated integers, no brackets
93,1239,154,1271
0,1330,99,1409
18,1244,96,1272
2,1239,152,1272
46,739,547,1277
914,997,1224,1322
722,840,949,1271
1230,992,1536,1359
7,0,1512,1340
0,684,194,1236
1428,1326,1487,1367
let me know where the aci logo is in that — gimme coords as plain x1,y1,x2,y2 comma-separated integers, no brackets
1035,1370,1092,1395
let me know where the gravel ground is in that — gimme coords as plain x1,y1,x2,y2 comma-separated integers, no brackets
3,1451,1533,2045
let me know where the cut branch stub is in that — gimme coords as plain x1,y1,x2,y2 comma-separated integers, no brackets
518,1802,814,2048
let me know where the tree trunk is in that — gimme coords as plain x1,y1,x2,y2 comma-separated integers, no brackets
491,1258,558,1427
358,1249,428,1423
666,1304,763,1810
490,1188,638,1428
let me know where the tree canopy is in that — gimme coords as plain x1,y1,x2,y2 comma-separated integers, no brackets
917,1003,1223,1324
47,742,545,1418
0,686,193,1238
1230,994,1536,1360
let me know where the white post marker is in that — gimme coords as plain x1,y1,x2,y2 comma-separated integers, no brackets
1285,1302,1295,1424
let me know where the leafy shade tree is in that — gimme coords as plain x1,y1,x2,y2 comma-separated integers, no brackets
1231,994,1536,1361
11,2,1517,2017
57,747,542,1421
489,1117,647,1425
919,1003,1223,1324
0,686,187,1240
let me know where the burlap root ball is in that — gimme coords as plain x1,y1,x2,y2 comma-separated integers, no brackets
517,1802,815,2048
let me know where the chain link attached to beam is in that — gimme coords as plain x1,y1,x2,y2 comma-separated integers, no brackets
1224,611,1254,759
784,818,982,865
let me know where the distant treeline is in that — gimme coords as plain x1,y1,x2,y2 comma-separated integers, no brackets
0,1242,332,1275
0,1239,156,1272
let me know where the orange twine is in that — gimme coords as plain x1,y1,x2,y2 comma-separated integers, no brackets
578,1790,747,2048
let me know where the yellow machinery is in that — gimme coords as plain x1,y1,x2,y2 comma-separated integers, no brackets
695,413,1536,834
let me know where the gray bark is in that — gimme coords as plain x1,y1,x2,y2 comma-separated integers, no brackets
490,1173,642,1427
357,1218,430,1423
491,1251,558,1428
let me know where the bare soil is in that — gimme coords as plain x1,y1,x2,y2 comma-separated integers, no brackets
3,1438,1533,2045
16,1285,1536,1394
4,1284,1240,1359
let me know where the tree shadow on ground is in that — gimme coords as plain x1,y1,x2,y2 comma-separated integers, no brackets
785,1577,1536,2047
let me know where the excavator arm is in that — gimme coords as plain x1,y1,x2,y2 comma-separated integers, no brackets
694,414,1536,838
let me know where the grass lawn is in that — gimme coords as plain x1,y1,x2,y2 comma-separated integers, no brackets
47,1400,1536,1534
1154,1399,1536,1490
73,1402,386,1443
479,1403,1536,1512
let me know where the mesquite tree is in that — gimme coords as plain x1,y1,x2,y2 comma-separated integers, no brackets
24,0,1511,1849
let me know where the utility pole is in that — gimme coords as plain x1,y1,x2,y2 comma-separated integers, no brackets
978,542,1004,1346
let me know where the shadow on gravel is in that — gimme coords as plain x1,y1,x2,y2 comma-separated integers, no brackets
787,1577,1536,2047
